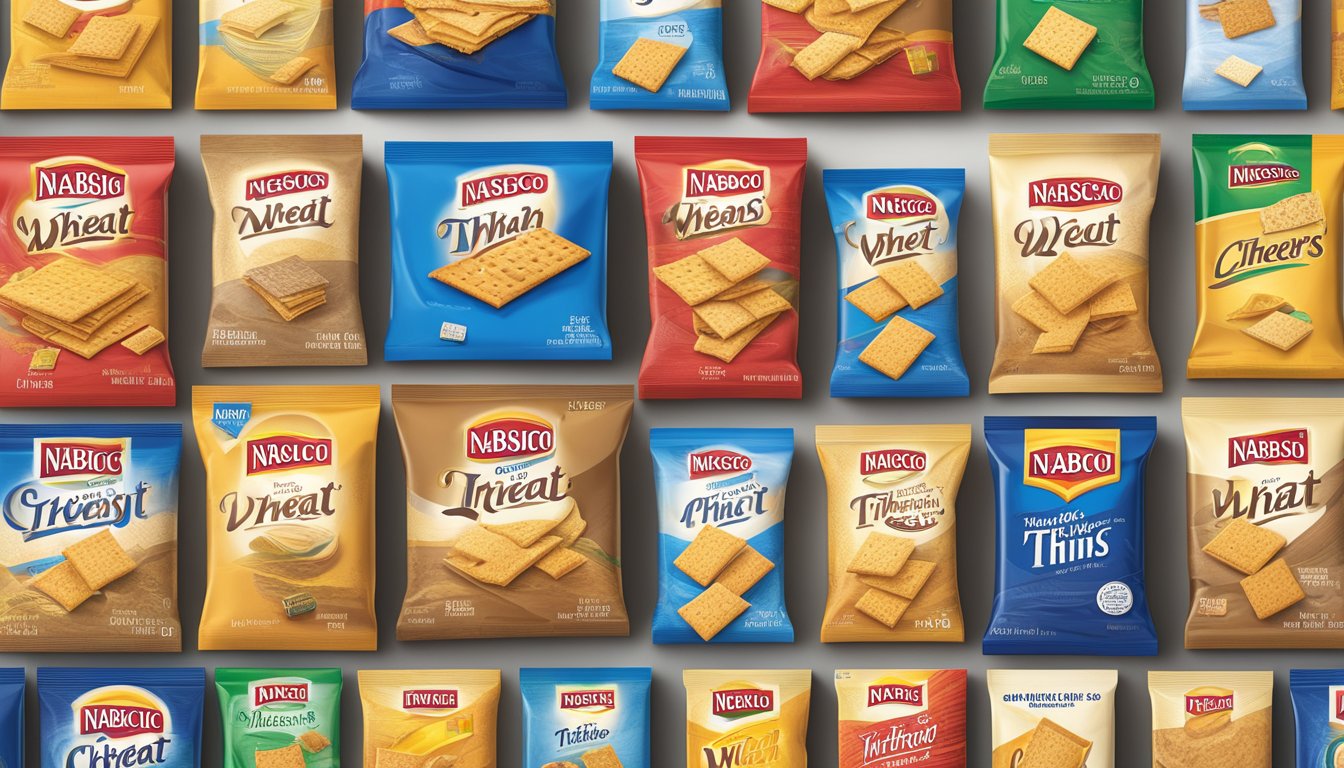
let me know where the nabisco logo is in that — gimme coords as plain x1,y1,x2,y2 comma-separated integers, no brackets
1333,687,1344,725
867,191,937,220
867,683,924,708
1228,429,1308,468
1229,163,1300,189
402,689,458,710
467,416,554,462
1023,429,1121,502
685,167,765,198
246,435,332,475
689,450,752,479
245,170,329,201
1186,692,1234,717
34,161,125,201
460,171,549,207
39,440,124,480
1028,177,1122,209
861,448,926,476
560,689,616,712
79,704,164,739
712,688,774,719
253,681,309,708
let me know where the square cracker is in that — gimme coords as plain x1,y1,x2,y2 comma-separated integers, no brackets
847,278,908,322
581,744,623,768
1088,281,1137,320
0,258,135,324
221,0,296,36
389,18,436,46
793,32,864,80
31,560,93,612
66,16,138,60
714,546,775,595
1226,293,1287,320
736,288,792,320
1243,311,1313,351
654,254,736,306
1033,313,1089,354
452,525,525,562
297,730,330,753
21,284,161,359
271,56,316,84
535,547,586,579
1240,558,1305,620
1028,252,1115,314
1013,291,1083,332
809,0,907,38
39,15,158,78
855,588,910,628
677,582,749,641
764,0,814,10
847,532,915,577
376,749,426,768
1019,718,1091,768
63,529,136,590
1260,192,1324,234
243,256,328,299
879,260,943,309
445,535,562,587
255,744,307,768
859,316,934,380
674,525,747,586
121,326,165,356
430,228,590,309
1215,55,1263,87
858,559,935,600
1023,6,1096,70
695,313,780,363
1220,0,1275,38
24,0,81,37
694,300,758,339
1203,518,1285,575
613,37,687,92
697,238,771,283
481,517,560,548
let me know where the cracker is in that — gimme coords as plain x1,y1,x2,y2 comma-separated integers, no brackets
857,559,935,599
1012,291,1084,332
581,745,623,768
551,503,587,546
714,279,773,302
1226,293,1287,320
855,588,910,628
31,560,93,612
297,730,330,753
1087,281,1138,320
1243,311,1313,351
1260,192,1324,234
697,238,771,283
412,6,529,37
255,744,307,768
847,0,893,9
859,316,934,380
244,256,329,299
1028,252,1116,314
1023,6,1097,70
375,749,426,768
1215,55,1263,87
613,38,687,92
21,285,160,359
793,32,864,80
39,15,158,78
445,535,562,587
430,228,590,309
654,254,736,306
1202,518,1286,575
809,0,907,38
714,546,775,596
694,313,780,363
0,258,135,324
389,19,436,47
451,525,524,562
674,525,747,586
1019,718,1091,768
220,0,296,37
271,56,316,84
481,517,560,548
736,287,792,319
846,278,908,322
25,281,149,340
677,583,749,641
535,547,586,579
120,326,164,355
1220,0,1275,38
24,0,81,37
1032,313,1089,354
846,532,915,577
66,15,137,60
693,300,758,339
879,260,943,308
1240,558,1305,620
764,0,814,12
245,281,326,321
62,529,136,590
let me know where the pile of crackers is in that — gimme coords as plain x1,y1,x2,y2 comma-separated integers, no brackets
26,8,159,79
1012,719,1092,768
1023,6,1096,71
1202,518,1303,620
613,37,688,93
674,525,776,641
30,530,137,612
1011,253,1138,355
0,256,164,360
1227,192,1324,351
846,259,943,380
846,532,935,629
430,228,589,309
445,499,590,587
256,731,331,768
1202,0,1276,87
245,255,330,322
389,0,550,55
766,0,919,82
653,237,794,364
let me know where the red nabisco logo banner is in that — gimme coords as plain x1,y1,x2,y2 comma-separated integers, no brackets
467,417,554,462
868,683,924,708
1335,689,1344,722
402,689,458,710
34,162,125,201
39,441,124,479
1228,429,1308,468
861,448,927,476
685,168,765,198
560,690,616,711
867,192,937,220
1023,429,1122,502
1185,694,1234,717
79,705,164,738
1028,446,1115,483
460,171,549,207
254,683,309,707
245,170,330,201
712,688,774,717
246,435,332,475
1229,163,1301,188
1027,177,1122,209
689,450,753,479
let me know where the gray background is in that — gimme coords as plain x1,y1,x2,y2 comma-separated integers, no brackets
1,0,1342,765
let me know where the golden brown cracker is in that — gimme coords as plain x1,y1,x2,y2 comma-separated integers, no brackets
120,326,165,356
535,547,586,579
677,582,749,641
1220,0,1276,38
714,279,773,302
1088,281,1138,320
693,300,759,339
714,546,775,596
481,517,561,548
1243,311,1313,351
0,258,136,324
31,560,93,612
694,313,781,363
846,278,908,322
551,503,587,546
62,529,136,590
654,254,736,306
736,287,793,319
1023,6,1097,70
697,238,771,283
220,0,296,37
1215,55,1263,86
580,744,623,768
857,559,935,600
1019,718,1091,768
255,744,307,768
859,315,934,380
809,0,907,38
1028,252,1116,314
1202,518,1286,575
1260,192,1324,234
854,588,910,628
764,0,814,12
389,18,436,46
793,32,864,80
271,56,317,85
39,14,158,78
880,260,943,309
674,525,747,586
1032,314,1089,354
1240,558,1305,620
452,525,524,563
445,535,563,587
1012,290,1082,333
613,38,688,92
244,255,329,299
24,0,81,37
430,228,590,309
846,531,915,577
1226,293,1287,320
66,15,138,60
297,730,331,753
375,749,425,768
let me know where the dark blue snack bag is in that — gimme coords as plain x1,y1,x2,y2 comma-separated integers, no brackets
0,669,20,768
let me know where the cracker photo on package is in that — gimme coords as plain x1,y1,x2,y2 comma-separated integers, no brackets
818,425,968,643
1149,671,1272,768
361,669,500,768
384,142,612,361
592,0,728,110
201,135,366,368
1189,135,1344,378
522,668,650,768
194,386,379,651
392,385,632,640
1184,0,1304,110
685,670,809,768
988,669,1116,768
196,0,336,109
989,134,1162,393
218,668,340,768
836,669,966,768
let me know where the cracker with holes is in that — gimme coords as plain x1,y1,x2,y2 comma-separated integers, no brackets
430,228,591,309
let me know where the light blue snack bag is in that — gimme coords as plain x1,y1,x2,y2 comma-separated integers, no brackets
1183,0,1305,110
521,667,651,768
592,0,728,111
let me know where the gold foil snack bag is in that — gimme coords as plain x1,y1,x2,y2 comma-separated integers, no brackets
359,669,501,768
196,0,336,109
685,669,810,768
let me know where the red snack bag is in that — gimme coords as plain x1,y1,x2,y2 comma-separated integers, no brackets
0,137,175,407
636,136,805,399
749,0,960,113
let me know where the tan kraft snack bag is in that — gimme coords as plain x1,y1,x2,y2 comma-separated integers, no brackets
194,385,379,650
989,133,1162,393
988,669,1116,768
359,669,501,768
1149,670,1272,768
201,134,366,367
817,425,968,643
1183,398,1344,649
392,384,633,640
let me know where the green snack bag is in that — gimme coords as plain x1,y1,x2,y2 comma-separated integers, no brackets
984,0,1154,109
217,668,342,768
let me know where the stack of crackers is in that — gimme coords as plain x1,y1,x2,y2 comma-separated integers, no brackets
430,228,589,309
30,530,137,612
1023,6,1097,71
256,731,331,768
1202,518,1303,620
30,10,160,79
244,255,330,322
846,532,935,629
846,259,944,380
674,525,776,641
218,0,319,85
613,37,689,93
389,0,550,55
766,0,919,82
1201,0,1276,87
653,237,794,364
1011,253,1138,355
1012,719,1092,768
445,500,590,587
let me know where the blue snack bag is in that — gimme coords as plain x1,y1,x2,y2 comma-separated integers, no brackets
984,416,1158,655
1291,669,1344,766
0,669,21,768
352,1,566,110
591,0,729,111
651,428,794,643
384,141,613,361
825,168,968,398
38,667,205,768
521,668,651,768
1183,0,1305,110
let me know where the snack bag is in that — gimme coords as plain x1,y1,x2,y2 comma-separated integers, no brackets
984,416,1158,655
0,669,22,768
591,0,728,111
1183,398,1344,649
817,425,968,643
685,670,809,768
196,0,336,110
651,428,794,644
522,668,651,768
201,135,367,368
989,134,1162,393
39,667,204,768
384,142,612,361
988,670,1116,768
836,669,966,768
1290,669,1344,767
749,0,959,113
0,423,182,652
984,0,1153,110
1335,2,1344,109
2,0,171,109
1149,670,1272,768
636,136,805,399
360,669,501,768
0,137,175,407
351,0,565,110
217,668,340,768
194,386,379,651
392,384,633,640
1189,135,1344,378
1184,0,1305,111
825,168,968,397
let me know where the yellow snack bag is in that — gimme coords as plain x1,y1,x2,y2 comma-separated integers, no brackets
193,385,379,651
196,0,336,110
1335,2,1344,110
685,669,810,768
359,669,501,768
3,0,171,109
